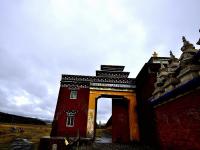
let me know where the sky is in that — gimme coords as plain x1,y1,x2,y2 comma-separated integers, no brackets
0,0,199,121
97,98,112,124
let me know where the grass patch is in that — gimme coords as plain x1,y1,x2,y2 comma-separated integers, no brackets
0,123,51,149
95,128,112,138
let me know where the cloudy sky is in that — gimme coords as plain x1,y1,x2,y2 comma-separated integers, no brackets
0,0,199,121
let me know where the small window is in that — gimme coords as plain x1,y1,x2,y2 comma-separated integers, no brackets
70,90,77,99
66,110,77,127
66,116,75,127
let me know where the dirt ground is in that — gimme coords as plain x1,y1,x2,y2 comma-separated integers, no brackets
0,124,155,150
0,123,51,150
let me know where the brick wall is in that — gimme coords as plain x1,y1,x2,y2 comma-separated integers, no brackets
155,89,200,150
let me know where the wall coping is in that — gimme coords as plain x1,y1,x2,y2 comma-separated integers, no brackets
149,76,200,107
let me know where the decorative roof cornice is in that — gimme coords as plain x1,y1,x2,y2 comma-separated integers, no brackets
61,74,135,85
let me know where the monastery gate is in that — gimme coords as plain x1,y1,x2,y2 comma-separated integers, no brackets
41,35,200,150
51,65,139,142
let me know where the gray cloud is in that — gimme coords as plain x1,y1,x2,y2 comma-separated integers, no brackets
97,98,112,123
0,0,199,120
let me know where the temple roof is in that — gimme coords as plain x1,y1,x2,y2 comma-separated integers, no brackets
61,65,135,89
100,65,125,72
96,65,129,78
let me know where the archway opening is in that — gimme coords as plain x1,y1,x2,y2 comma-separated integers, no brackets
95,97,112,143
94,96,130,143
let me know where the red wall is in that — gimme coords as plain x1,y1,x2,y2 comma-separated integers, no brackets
112,99,130,143
51,86,89,137
155,89,200,150
136,64,160,147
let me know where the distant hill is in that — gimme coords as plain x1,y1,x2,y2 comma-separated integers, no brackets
0,112,46,125
43,119,52,124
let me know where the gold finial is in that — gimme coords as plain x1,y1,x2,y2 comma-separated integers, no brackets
152,51,158,57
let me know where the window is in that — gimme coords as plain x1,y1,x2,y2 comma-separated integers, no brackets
66,116,75,127
70,90,77,99
66,110,77,127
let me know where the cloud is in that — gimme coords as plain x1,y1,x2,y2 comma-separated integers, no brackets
97,98,112,123
0,0,199,120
